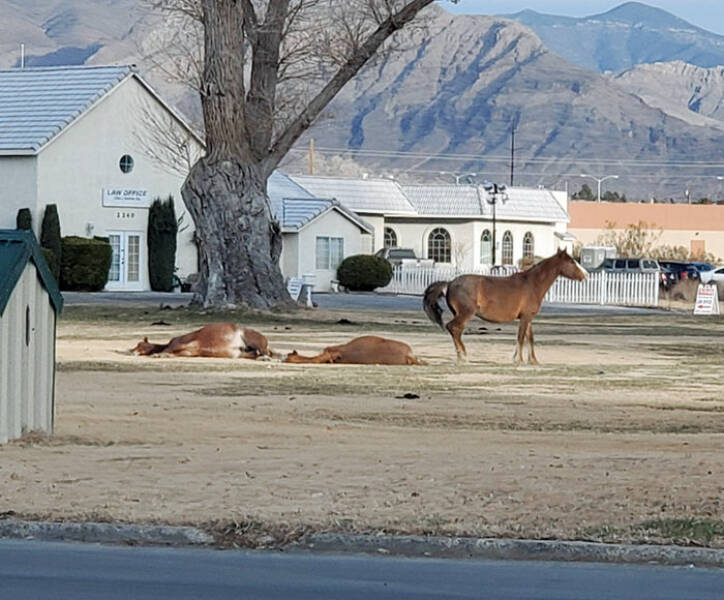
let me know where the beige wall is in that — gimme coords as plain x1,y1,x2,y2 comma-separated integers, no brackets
385,218,567,269
32,77,201,287
296,210,363,291
569,201,724,259
358,214,385,252
0,157,38,230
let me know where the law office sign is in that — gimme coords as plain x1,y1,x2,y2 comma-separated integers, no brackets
102,188,151,208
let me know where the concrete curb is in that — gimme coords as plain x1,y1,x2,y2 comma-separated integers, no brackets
2,520,723,568
295,533,724,568
0,519,212,546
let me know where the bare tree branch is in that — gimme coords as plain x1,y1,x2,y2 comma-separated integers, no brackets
266,0,437,172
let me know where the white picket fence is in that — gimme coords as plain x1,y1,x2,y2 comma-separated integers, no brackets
379,266,660,306
378,265,517,295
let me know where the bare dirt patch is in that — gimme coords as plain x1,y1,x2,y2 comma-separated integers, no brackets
1,305,723,548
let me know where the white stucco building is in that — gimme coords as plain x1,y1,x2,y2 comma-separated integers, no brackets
0,65,204,291
0,66,374,293
290,175,572,270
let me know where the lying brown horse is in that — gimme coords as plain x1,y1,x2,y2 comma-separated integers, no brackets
423,249,587,364
130,322,275,359
284,335,425,365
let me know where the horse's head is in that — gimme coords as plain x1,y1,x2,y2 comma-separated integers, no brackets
283,350,303,363
556,248,588,281
129,337,156,356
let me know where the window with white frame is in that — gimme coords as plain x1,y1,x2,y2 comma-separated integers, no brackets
384,227,397,248
523,232,534,259
316,236,344,270
480,229,492,264
502,231,514,265
427,227,451,263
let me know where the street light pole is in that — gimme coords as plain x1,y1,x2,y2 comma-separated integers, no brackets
484,182,508,266
580,173,619,202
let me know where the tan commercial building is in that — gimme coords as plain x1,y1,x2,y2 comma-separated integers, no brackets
568,201,724,260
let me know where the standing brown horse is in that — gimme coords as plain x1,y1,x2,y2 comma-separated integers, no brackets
423,249,587,364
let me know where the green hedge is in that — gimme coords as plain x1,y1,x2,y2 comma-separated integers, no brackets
40,204,62,279
41,248,57,280
16,208,32,230
148,196,178,291
59,236,112,291
337,254,393,291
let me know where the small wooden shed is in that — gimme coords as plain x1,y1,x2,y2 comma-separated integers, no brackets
0,230,63,444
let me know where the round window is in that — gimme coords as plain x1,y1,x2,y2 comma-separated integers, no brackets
119,154,134,174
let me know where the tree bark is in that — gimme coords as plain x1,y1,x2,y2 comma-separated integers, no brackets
182,159,289,308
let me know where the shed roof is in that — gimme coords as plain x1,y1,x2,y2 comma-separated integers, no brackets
0,230,63,315
290,175,417,215
401,184,569,223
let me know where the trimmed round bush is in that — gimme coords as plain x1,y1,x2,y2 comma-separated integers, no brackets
337,254,393,291
59,236,112,291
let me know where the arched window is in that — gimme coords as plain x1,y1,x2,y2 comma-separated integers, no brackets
480,229,492,264
384,227,397,249
427,228,451,263
522,232,534,259
502,231,514,265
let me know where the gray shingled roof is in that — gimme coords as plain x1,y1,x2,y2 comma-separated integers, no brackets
290,175,416,215
402,184,569,223
268,172,371,232
278,198,372,233
0,65,133,154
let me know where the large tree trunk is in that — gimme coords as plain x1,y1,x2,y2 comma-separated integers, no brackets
182,160,290,309
181,0,290,309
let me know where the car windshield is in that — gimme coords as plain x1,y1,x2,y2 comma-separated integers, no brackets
388,249,416,259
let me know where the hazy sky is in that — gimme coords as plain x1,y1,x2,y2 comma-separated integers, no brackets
443,1,724,36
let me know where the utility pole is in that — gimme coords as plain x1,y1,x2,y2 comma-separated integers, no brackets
309,138,315,175
510,123,515,186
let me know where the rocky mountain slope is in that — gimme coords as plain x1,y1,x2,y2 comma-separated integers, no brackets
608,61,724,128
504,1,724,73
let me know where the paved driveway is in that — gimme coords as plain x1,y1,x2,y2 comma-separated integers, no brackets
61,290,666,316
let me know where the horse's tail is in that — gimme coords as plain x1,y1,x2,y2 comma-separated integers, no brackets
423,281,449,330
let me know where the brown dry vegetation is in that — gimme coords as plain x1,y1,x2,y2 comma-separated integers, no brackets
1,303,723,548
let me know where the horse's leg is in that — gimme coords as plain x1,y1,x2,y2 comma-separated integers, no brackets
527,321,539,365
514,317,530,365
445,306,474,362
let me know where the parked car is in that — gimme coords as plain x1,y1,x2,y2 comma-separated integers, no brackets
594,257,661,274
374,247,433,268
658,260,699,283
700,265,724,284
658,265,676,289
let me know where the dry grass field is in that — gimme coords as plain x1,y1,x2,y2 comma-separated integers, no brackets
1,302,723,548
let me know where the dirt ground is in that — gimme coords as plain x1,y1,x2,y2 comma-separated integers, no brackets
1,304,723,548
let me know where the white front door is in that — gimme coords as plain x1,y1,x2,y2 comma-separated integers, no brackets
106,231,144,291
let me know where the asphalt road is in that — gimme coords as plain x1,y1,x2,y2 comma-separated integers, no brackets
61,290,666,316
1,540,722,600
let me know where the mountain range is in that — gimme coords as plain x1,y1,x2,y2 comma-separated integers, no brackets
2,1,724,200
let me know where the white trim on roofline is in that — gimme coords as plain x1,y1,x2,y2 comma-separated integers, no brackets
282,203,374,234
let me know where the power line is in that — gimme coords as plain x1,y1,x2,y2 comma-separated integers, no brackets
288,146,724,169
